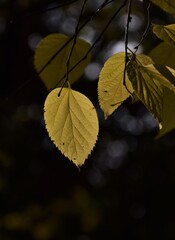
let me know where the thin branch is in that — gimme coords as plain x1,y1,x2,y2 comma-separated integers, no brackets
10,0,114,98
58,0,88,96
10,0,79,24
66,0,88,81
134,1,152,51
55,0,128,88
123,0,132,93
34,0,114,79
93,0,114,16
32,0,112,79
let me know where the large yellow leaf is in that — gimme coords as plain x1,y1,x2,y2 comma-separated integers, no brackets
44,88,99,167
151,0,175,16
153,24,175,47
98,52,134,119
34,34,92,90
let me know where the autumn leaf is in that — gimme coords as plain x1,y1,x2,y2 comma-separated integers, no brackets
98,52,133,119
157,87,175,138
127,54,163,122
151,0,175,16
44,88,99,167
34,34,92,90
149,42,175,69
153,24,175,47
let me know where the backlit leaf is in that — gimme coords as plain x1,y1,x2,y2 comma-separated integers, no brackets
44,88,99,167
149,42,175,69
98,52,134,119
34,34,92,90
149,43,175,137
144,64,175,92
135,54,154,66
157,87,175,138
153,24,175,47
128,54,175,123
127,55,163,122
153,65,175,91
151,0,175,15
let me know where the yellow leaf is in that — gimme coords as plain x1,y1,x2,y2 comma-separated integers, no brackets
151,0,175,16
157,87,175,138
44,88,99,167
34,34,92,90
149,42,175,69
149,43,175,137
153,24,175,47
128,54,175,123
135,54,154,66
153,65,175,92
98,52,133,119
127,56,163,123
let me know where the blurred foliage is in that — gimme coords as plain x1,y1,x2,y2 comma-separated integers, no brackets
0,0,175,239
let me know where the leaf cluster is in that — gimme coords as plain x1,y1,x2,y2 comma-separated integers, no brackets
33,0,175,167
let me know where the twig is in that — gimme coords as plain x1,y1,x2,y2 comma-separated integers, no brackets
58,0,88,96
10,0,79,24
33,0,114,79
93,0,114,16
9,0,115,98
30,0,112,79
134,1,152,51
55,0,128,88
66,0,88,82
123,0,132,93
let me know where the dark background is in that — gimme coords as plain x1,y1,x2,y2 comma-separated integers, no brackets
0,0,175,239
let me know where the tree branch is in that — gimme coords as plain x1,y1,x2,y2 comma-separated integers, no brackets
35,0,113,78
34,0,114,80
10,0,113,98
10,0,79,24
123,0,132,93
58,0,88,96
55,0,128,89
66,0,88,82
134,1,152,51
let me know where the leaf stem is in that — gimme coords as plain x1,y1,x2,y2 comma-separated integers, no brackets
123,0,132,93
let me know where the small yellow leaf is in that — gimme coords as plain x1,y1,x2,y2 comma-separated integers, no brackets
34,34,92,90
44,88,99,167
98,52,133,119
153,24,175,47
